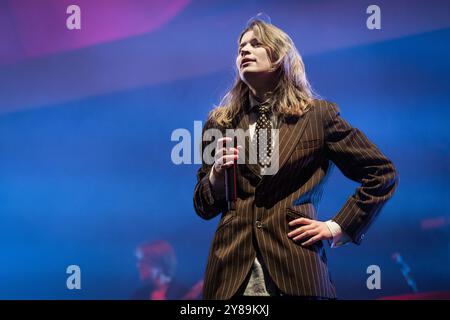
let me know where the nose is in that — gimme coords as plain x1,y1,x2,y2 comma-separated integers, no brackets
240,43,252,57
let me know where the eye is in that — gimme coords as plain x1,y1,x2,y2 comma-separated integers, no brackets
251,40,262,47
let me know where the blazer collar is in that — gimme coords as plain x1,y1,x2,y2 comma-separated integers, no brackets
235,104,311,181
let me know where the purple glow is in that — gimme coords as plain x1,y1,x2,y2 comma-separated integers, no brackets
0,0,190,64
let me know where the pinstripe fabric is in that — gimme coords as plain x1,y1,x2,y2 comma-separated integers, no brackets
193,99,398,300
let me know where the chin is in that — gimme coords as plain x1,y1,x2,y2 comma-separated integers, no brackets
241,65,258,72
240,69,264,80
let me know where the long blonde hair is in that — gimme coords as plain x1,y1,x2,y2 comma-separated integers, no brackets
209,19,318,127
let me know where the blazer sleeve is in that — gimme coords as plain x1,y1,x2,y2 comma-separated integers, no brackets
322,102,399,245
193,117,227,220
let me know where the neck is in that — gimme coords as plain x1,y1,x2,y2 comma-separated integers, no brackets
248,84,271,102
246,76,277,102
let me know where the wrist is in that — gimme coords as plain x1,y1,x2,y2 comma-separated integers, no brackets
209,165,223,186
211,164,220,177
208,166,225,199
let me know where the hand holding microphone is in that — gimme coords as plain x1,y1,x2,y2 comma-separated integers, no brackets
210,137,242,210
212,137,240,174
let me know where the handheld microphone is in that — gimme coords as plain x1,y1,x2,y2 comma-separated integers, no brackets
224,137,237,211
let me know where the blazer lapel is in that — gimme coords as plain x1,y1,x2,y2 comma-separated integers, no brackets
234,111,262,179
258,109,311,185
277,111,311,170
233,107,312,183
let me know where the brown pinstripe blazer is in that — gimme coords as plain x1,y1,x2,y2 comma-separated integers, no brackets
193,99,398,300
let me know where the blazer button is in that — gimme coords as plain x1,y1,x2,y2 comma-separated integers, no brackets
255,220,263,228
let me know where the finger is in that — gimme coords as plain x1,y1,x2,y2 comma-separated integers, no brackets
288,217,314,227
222,160,237,168
220,154,239,163
301,234,323,247
287,224,316,238
214,147,227,159
226,147,240,155
223,139,236,150
292,228,320,242
216,147,240,159
216,137,232,149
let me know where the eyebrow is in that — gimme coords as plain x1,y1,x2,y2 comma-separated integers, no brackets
239,38,258,49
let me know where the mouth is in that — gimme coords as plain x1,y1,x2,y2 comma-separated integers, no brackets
241,58,255,68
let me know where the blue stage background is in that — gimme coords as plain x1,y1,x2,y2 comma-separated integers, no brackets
0,0,449,299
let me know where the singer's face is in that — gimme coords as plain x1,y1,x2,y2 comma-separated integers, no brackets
236,30,274,83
